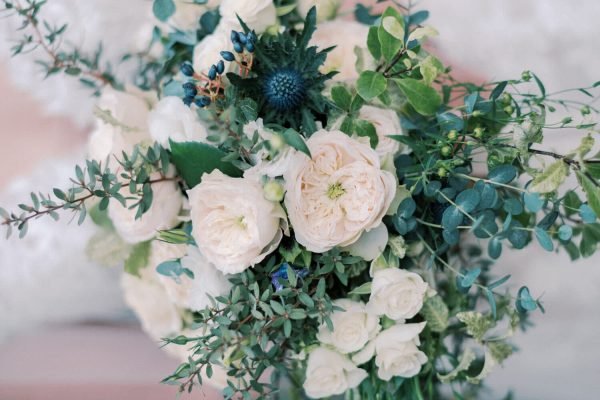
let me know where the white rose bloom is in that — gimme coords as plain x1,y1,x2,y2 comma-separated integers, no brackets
367,269,429,321
193,28,234,75
358,106,403,159
310,20,370,82
121,268,182,340
148,240,188,268
374,322,428,380
303,347,367,399
298,0,341,22
188,170,287,274
284,130,396,253
159,246,232,311
317,299,380,354
88,87,154,166
148,96,208,148
109,171,184,244
219,0,277,34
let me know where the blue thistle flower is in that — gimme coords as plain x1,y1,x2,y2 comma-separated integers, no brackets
182,82,197,98
271,263,309,292
263,69,307,112
180,62,195,77
220,51,235,62
208,65,217,80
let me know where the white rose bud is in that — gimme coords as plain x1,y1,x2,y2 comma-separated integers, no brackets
109,171,183,244
358,105,404,159
303,347,367,399
298,0,341,22
317,299,381,354
219,0,277,34
367,269,429,321
187,170,287,274
148,96,208,148
374,322,428,380
263,180,285,202
310,20,370,82
284,129,396,253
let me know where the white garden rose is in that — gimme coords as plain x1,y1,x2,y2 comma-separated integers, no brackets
148,96,208,148
310,20,370,82
373,322,428,380
358,105,404,159
187,170,287,274
303,347,367,399
193,28,234,75
367,268,429,321
219,0,277,34
159,246,233,311
317,299,380,354
109,171,184,244
121,268,182,340
284,129,396,253
88,87,154,167
298,0,341,22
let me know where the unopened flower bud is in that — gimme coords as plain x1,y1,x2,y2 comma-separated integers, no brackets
263,180,285,202
521,70,532,81
447,130,458,140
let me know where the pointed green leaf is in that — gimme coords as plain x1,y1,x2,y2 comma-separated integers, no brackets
394,78,441,116
530,161,569,193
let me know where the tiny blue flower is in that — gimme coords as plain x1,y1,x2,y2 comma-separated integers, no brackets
237,31,247,44
182,82,197,98
230,30,240,43
220,51,235,62
180,62,195,77
246,31,256,43
233,41,244,54
246,41,255,53
216,60,225,75
196,96,212,107
208,65,217,80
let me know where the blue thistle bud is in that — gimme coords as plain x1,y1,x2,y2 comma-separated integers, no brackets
246,41,255,53
216,60,225,74
220,51,235,62
230,30,240,43
197,96,212,107
180,62,195,77
208,65,217,80
233,41,244,54
246,31,257,44
237,31,247,44
183,96,195,106
182,82,197,98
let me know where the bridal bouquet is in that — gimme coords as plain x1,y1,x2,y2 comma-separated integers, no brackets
2,0,600,398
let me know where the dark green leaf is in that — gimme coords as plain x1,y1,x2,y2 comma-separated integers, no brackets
395,78,442,116
170,141,242,187
282,129,311,157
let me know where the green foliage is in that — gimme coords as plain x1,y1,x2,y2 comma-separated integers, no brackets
420,295,449,332
153,0,176,22
124,241,151,277
395,78,442,116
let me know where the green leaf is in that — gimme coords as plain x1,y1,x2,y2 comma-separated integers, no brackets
394,78,441,116
153,0,175,22
124,241,151,277
488,165,517,184
438,348,477,383
558,225,573,241
170,141,242,187
331,85,353,110
576,171,600,218
420,55,444,86
357,71,387,101
420,295,449,333
378,7,404,60
281,129,311,157
367,26,382,60
456,311,494,342
348,282,372,296
353,120,379,149
516,286,538,313
530,161,569,193
534,227,554,251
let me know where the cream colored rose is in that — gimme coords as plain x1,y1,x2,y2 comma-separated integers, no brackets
298,0,341,22
303,347,367,399
358,105,403,159
148,96,208,147
108,171,183,244
187,170,286,274
284,130,396,253
310,20,370,82
121,268,182,340
219,0,277,34
373,322,427,380
317,299,381,354
367,268,428,321
158,246,232,311
88,87,154,167
193,28,234,76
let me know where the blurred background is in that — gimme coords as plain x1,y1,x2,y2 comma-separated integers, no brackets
1,1,599,399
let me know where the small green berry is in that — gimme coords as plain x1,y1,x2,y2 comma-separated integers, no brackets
474,127,484,138
447,130,458,140
438,167,447,177
504,105,514,115
581,105,591,116
521,70,532,81
472,110,483,117
441,146,452,157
